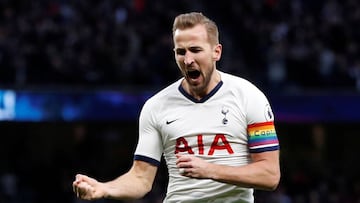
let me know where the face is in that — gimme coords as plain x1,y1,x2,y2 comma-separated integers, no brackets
173,24,222,96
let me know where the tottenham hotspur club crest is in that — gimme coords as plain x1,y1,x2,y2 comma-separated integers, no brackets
221,106,229,124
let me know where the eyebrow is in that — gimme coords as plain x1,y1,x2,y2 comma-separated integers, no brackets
174,45,202,50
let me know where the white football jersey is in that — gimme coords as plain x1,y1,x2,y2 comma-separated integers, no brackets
134,71,279,203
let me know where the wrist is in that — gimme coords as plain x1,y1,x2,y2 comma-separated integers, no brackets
100,182,110,199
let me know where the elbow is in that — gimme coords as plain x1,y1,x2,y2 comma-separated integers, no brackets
144,184,153,196
265,161,281,191
122,180,153,200
124,185,152,200
256,168,281,191
269,176,281,191
265,171,281,191
138,181,153,198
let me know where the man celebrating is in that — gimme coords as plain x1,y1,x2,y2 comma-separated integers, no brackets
73,12,280,203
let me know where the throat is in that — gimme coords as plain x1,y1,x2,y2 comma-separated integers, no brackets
179,80,223,103
181,79,206,100
181,80,221,102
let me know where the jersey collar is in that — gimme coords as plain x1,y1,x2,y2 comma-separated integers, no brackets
178,81,223,103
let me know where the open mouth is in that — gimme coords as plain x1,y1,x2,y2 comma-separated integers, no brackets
187,70,201,79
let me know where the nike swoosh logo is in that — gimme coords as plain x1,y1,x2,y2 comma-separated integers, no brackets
166,119,178,125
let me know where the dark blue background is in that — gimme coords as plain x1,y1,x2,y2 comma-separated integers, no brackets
1,89,359,122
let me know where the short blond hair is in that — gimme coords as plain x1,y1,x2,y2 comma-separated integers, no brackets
172,12,219,45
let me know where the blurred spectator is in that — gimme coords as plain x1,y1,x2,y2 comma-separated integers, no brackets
0,172,18,203
0,0,358,91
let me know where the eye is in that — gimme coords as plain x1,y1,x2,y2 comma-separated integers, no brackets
175,49,186,56
189,47,201,53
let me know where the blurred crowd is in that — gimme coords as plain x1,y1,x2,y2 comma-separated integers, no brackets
0,0,360,91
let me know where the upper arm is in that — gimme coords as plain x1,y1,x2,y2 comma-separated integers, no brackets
250,150,281,189
250,150,280,170
244,83,281,189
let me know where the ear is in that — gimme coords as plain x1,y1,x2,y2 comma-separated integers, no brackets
213,44,222,61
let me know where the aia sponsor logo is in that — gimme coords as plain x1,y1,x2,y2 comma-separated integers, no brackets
175,134,234,155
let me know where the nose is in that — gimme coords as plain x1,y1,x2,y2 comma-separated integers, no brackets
183,53,194,65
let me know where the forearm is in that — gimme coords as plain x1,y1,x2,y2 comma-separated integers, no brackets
103,161,157,200
209,159,280,190
103,172,152,200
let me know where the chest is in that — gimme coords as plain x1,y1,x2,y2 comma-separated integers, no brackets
158,98,248,145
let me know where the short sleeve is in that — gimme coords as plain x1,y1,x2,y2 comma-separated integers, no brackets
134,100,163,166
245,85,279,153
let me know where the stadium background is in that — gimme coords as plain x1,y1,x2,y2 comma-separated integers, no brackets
1,0,360,202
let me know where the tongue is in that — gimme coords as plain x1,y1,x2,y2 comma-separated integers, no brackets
188,70,200,79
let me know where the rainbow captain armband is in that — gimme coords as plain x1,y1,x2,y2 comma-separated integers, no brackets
247,121,279,153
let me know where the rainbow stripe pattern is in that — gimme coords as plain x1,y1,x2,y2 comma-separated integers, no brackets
247,121,279,153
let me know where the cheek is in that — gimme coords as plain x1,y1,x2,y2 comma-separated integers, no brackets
198,55,213,67
175,54,182,63
175,55,185,65
175,59,186,73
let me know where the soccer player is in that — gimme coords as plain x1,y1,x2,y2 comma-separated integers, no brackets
73,12,280,203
